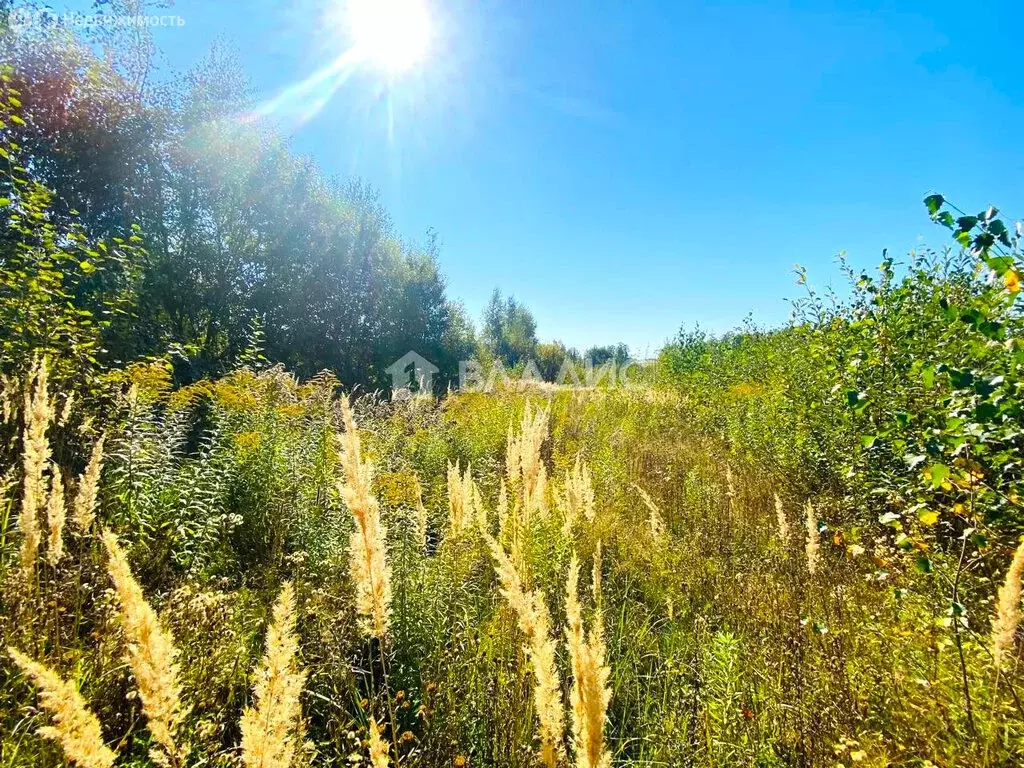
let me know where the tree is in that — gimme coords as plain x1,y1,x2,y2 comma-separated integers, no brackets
0,65,143,391
584,343,630,367
482,289,538,368
436,300,478,390
0,28,471,390
535,341,577,382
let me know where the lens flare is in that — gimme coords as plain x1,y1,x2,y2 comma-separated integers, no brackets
244,0,434,129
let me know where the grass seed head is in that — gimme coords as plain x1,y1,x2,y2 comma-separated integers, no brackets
45,464,65,566
74,435,105,530
338,397,392,638
102,531,186,765
8,647,117,768
485,533,564,767
367,717,389,768
805,501,820,575
19,357,51,578
993,539,1024,670
241,581,308,768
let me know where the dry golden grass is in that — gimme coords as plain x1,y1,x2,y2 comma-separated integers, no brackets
9,367,1024,768
7,647,116,768
0,372,16,423
367,716,390,768
805,501,820,575
102,531,186,766
337,397,392,639
560,454,595,536
73,435,104,531
497,478,509,538
992,539,1024,670
57,392,74,427
565,554,612,768
44,465,65,566
19,358,51,579
725,464,736,508
447,460,483,536
240,581,307,768
507,403,551,523
774,492,790,543
633,484,666,540
485,533,565,768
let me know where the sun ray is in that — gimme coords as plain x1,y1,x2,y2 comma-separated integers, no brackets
242,0,431,129
242,48,361,127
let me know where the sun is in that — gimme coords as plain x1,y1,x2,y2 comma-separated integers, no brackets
347,0,432,75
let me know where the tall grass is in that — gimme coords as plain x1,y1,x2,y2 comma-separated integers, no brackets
7,648,116,768
18,358,50,579
240,581,307,768
337,397,392,640
102,531,187,766
3,364,1024,767
486,532,565,767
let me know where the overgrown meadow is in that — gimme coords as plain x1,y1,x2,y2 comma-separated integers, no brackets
5,213,1024,768
4,17,1024,768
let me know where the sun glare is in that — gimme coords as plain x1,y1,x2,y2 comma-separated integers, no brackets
348,0,432,75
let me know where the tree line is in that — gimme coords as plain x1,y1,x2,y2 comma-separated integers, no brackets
0,3,629,392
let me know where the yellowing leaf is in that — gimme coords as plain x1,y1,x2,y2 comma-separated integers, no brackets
1005,269,1022,293
918,509,939,526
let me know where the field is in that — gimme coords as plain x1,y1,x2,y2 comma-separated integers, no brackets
2,333,1024,767
3,13,1024,768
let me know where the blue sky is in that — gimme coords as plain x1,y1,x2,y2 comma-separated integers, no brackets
52,0,1024,355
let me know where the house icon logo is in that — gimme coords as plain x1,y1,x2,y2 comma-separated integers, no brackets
385,351,439,396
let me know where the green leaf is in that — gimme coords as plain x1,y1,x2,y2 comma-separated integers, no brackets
924,194,944,216
974,402,998,422
984,254,1014,274
989,218,1009,237
915,556,934,574
957,215,979,232
929,463,950,488
948,368,974,389
922,365,935,388
973,232,995,252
